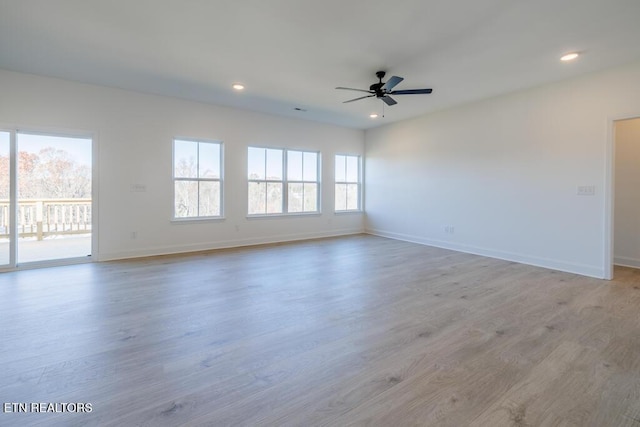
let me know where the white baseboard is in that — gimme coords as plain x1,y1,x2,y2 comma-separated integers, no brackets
366,228,606,279
97,228,364,261
614,256,640,269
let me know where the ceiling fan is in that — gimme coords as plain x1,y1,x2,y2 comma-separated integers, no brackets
336,71,433,106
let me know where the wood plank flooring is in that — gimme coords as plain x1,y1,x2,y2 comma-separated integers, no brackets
0,234,639,426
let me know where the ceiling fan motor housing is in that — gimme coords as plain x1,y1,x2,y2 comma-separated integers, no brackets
371,71,386,95
369,82,384,94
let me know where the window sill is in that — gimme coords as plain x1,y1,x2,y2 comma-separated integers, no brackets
334,210,363,215
171,216,226,224
246,212,321,220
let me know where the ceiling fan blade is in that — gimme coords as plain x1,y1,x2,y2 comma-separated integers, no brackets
336,87,372,94
382,76,404,91
389,88,433,95
381,96,397,106
343,94,375,103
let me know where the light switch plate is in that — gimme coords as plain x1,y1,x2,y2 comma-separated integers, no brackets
577,185,595,196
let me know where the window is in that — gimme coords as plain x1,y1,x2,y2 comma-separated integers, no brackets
287,150,319,213
248,147,283,215
335,154,361,211
248,147,320,215
173,139,222,218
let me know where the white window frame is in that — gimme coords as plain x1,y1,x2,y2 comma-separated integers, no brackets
334,154,362,212
247,146,320,216
172,138,223,220
247,147,285,215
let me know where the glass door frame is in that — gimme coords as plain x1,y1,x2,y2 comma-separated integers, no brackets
0,128,18,268
0,127,96,271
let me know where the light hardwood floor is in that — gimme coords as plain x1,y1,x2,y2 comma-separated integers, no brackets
1,234,639,426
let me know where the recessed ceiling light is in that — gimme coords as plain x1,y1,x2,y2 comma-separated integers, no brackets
560,52,579,62
232,83,245,90
370,113,378,119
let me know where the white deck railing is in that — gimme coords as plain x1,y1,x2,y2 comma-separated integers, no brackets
0,199,91,240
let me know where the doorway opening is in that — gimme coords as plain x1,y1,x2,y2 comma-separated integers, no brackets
608,116,640,278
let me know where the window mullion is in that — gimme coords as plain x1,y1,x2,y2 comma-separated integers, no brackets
264,150,268,213
316,154,320,210
282,149,287,213
195,142,200,217
345,162,348,186
299,152,303,213
303,153,307,210
358,159,361,210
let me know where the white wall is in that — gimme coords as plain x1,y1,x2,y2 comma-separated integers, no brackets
614,117,640,268
0,69,365,261
365,60,640,278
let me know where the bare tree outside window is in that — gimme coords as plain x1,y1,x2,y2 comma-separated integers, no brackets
248,147,319,215
173,139,222,219
335,154,361,211
248,147,284,215
0,132,93,264
0,147,91,200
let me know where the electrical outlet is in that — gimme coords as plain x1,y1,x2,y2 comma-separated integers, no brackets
131,231,137,239
444,225,455,234
130,184,147,192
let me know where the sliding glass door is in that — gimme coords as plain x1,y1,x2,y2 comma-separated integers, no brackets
0,130,92,268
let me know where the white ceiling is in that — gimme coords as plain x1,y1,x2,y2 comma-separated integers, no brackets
1,0,640,129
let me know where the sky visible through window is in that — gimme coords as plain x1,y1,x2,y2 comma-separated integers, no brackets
18,133,92,167
248,148,283,180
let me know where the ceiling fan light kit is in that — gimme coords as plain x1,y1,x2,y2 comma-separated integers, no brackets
336,71,433,110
